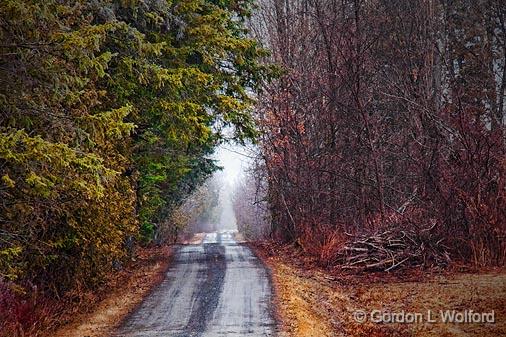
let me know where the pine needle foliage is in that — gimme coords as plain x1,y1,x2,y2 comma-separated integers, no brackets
0,0,272,296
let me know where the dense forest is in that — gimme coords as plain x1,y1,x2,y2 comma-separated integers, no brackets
245,0,505,269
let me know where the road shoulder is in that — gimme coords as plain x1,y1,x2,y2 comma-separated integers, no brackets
251,242,506,337
50,245,172,337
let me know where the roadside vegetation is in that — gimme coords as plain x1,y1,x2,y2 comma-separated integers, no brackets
243,0,505,271
0,0,271,335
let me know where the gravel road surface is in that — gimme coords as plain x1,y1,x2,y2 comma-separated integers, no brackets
112,231,276,337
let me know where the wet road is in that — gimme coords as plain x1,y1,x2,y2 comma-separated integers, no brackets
112,231,276,337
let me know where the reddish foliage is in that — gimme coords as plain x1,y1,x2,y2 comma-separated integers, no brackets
0,282,61,337
0,245,171,337
252,0,505,267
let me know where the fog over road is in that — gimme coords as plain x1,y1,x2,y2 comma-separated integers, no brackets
112,231,276,337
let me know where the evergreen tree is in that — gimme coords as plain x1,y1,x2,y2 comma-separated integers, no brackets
0,0,272,298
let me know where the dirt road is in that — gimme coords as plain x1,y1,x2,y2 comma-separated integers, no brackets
112,231,276,337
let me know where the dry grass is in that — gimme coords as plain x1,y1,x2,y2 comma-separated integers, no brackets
50,245,172,337
272,263,337,337
234,231,247,243
253,243,506,337
180,232,206,245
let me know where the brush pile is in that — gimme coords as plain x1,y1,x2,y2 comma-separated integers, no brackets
337,227,451,271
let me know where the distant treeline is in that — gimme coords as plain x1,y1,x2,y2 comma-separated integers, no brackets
0,0,271,315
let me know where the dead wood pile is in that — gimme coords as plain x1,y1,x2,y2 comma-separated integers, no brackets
337,228,451,271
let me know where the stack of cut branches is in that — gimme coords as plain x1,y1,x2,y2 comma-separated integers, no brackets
337,228,451,271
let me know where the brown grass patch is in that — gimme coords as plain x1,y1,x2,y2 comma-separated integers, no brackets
252,242,506,337
180,232,206,245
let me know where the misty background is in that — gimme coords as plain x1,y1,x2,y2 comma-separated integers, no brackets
213,144,249,231
169,142,269,239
